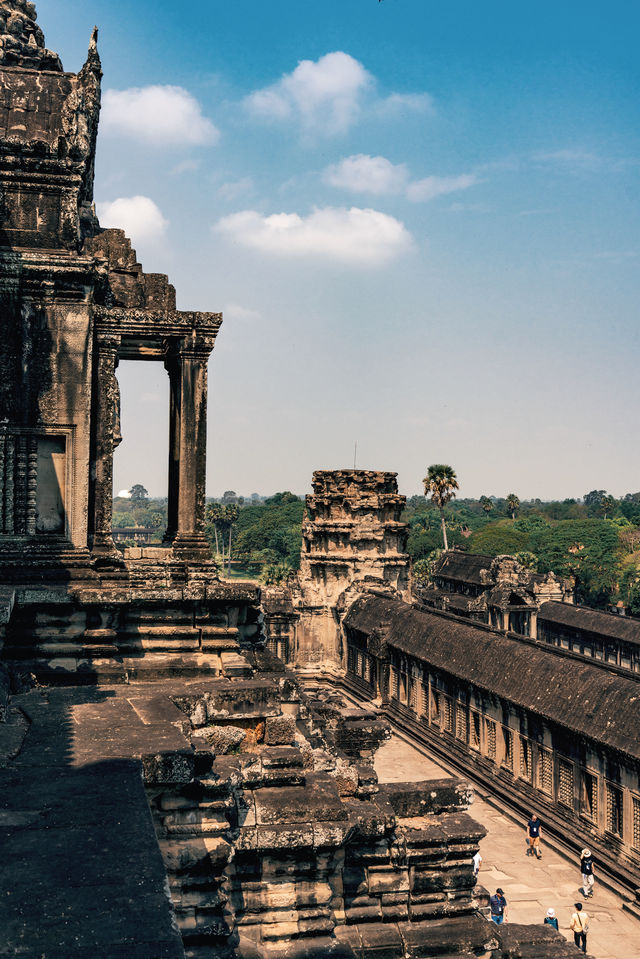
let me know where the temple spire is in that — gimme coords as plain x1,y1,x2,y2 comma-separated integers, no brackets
0,0,62,70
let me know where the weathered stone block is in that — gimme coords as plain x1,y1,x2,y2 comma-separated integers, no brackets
257,824,315,850
265,714,297,745
367,867,410,895
200,724,246,754
160,837,231,873
345,904,383,924
142,749,195,784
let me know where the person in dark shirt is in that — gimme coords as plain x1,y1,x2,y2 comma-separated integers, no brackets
580,848,595,897
544,907,559,930
527,812,542,859
489,888,508,924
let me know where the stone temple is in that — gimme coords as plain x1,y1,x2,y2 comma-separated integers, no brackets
0,3,636,958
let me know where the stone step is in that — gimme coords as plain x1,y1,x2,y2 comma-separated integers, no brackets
4,642,119,660
118,637,202,652
4,657,128,685
121,652,222,682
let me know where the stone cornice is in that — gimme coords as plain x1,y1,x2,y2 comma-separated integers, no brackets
93,305,222,338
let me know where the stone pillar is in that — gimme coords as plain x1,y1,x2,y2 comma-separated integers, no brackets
165,334,214,561
91,333,121,559
164,349,181,545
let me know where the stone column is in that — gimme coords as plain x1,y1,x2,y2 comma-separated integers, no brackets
164,348,181,545
91,332,121,559
165,333,214,561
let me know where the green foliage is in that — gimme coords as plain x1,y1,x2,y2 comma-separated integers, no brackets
129,484,148,502
111,495,167,539
413,549,443,586
469,520,529,556
402,490,640,613
506,493,520,519
262,562,292,585
515,551,538,571
479,495,493,514
230,493,305,570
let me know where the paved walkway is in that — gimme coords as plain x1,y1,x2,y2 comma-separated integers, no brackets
375,735,640,959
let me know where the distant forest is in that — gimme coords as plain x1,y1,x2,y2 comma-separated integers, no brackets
112,487,640,612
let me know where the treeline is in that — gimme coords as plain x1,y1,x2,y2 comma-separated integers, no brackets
112,485,166,537
112,485,640,612
406,490,640,612
205,492,304,580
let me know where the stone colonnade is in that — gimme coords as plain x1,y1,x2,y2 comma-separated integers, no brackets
91,329,216,562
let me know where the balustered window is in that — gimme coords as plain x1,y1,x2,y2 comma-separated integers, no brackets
418,681,428,719
581,770,599,823
430,688,441,726
519,736,533,783
537,747,553,795
409,676,419,712
470,710,481,750
502,727,513,770
558,759,575,808
485,718,497,761
455,703,468,742
605,782,623,837
632,796,640,850
442,695,453,734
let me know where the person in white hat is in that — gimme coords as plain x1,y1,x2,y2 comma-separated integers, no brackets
543,907,558,930
580,848,595,898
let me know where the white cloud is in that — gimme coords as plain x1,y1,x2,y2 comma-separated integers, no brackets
117,489,132,499
245,52,433,137
326,156,480,204
245,52,373,135
324,154,408,195
217,177,254,201
101,85,219,146
96,196,168,244
215,206,412,266
375,92,435,116
223,303,262,321
406,173,478,202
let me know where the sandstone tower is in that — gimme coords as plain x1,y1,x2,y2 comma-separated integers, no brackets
295,469,410,666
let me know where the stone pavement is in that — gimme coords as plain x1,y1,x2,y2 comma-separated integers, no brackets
375,734,640,959
0,686,188,959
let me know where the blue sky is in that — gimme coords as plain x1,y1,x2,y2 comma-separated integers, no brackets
38,0,640,499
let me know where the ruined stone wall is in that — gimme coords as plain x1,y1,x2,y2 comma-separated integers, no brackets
294,470,410,667
145,673,491,959
0,11,100,553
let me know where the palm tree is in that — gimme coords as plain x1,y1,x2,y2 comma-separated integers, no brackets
479,495,493,515
599,495,616,520
205,502,223,557
224,503,240,575
423,464,459,551
506,493,520,520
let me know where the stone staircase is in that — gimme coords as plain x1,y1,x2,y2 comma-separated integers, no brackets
1,580,263,686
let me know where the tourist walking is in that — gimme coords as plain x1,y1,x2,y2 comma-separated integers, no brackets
472,850,482,877
570,902,589,953
526,812,542,858
543,907,558,930
581,848,595,898
489,888,508,924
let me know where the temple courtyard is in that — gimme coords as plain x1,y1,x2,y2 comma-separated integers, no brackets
375,733,640,959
